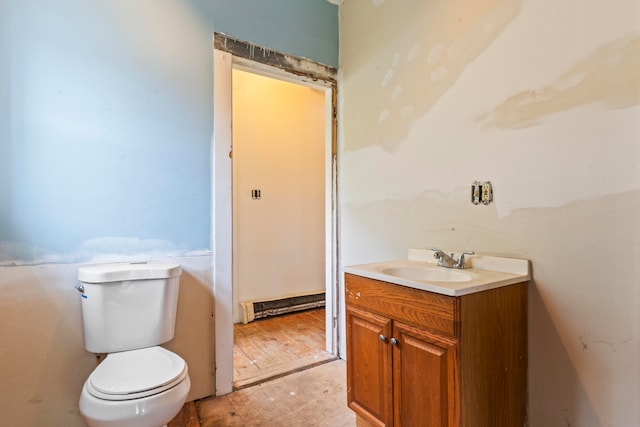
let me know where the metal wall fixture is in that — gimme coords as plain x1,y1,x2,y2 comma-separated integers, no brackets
251,189,261,200
471,181,493,205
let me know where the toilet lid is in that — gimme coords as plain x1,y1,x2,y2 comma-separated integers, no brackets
88,346,187,400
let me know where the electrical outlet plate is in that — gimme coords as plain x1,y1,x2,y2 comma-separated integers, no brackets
481,182,493,204
471,181,481,205
472,181,493,205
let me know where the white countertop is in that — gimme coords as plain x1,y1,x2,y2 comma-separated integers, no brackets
343,249,530,297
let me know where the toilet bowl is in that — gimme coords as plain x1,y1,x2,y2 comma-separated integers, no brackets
79,346,190,427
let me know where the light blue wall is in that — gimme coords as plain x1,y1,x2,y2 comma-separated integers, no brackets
211,0,339,67
0,0,338,264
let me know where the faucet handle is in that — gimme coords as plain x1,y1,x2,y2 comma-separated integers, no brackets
456,251,475,269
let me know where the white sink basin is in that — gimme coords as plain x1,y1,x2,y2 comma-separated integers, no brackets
381,266,472,282
344,250,530,296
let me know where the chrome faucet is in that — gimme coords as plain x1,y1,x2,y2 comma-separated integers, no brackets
431,248,456,268
431,248,475,269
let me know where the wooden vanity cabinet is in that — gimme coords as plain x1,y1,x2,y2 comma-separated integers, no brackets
345,273,527,427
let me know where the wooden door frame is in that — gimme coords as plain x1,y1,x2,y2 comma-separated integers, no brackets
213,34,339,396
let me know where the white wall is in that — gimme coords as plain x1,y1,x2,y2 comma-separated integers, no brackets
232,69,326,322
338,0,639,426
0,255,213,427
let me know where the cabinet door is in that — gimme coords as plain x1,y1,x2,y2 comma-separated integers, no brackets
392,321,459,427
346,306,393,427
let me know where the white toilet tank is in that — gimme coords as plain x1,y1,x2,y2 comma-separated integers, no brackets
77,262,182,353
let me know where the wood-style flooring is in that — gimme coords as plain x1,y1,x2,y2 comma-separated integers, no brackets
233,308,335,389
169,308,348,427
197,360,355,427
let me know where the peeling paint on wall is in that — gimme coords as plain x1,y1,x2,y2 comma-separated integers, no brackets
0,238,210,266
341,0,525,152
478,36,640,129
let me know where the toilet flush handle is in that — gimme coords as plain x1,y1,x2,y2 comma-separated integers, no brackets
75,284,87,298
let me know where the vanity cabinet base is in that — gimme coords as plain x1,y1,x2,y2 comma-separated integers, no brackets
345,273,527,427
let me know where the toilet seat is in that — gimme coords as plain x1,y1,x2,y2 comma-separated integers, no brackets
87,346,188,401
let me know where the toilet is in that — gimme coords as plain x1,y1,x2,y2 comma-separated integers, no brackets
76,262,191,427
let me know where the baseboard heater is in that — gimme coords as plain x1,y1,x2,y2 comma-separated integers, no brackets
240,292,325,324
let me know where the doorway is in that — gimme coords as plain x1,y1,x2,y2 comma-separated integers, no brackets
213,39,338,396
231,68,332,387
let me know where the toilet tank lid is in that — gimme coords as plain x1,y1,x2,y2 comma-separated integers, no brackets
78,262,182,283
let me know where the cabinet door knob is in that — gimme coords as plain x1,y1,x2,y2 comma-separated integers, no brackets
390,338,399,346
379,334,387,342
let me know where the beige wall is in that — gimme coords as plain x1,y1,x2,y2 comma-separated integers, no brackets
338,0,639,426
0,256,214,426
232,69,326,322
